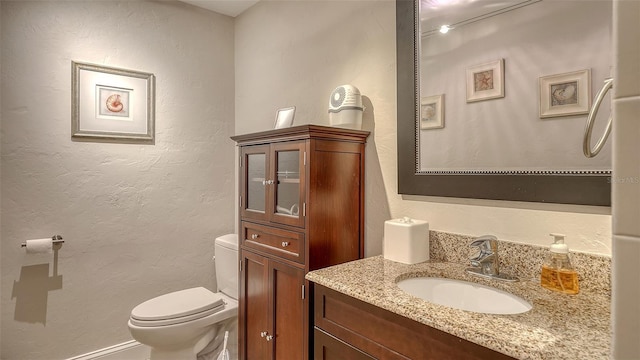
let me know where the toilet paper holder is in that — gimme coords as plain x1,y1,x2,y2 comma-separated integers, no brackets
20,235,64,248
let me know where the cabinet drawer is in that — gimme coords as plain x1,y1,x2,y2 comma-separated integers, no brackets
241,222,304,264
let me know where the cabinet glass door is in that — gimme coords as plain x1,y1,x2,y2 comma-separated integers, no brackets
242,145,269,222
271,142,305,227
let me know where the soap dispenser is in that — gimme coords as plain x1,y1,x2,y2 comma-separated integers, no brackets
540,233,579,294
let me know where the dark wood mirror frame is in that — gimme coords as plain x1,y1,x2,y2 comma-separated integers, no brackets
396,0,611,206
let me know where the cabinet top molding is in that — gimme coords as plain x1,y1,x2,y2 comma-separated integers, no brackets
231,125,370,146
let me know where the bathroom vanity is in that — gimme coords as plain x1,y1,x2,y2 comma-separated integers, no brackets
313,284,514,359
232,125,369,360
307,255,611,360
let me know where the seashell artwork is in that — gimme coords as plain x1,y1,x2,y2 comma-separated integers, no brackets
422,103,436,121
97,86,131,119
551,81,578,106
106,94,124,112
539,69,590,118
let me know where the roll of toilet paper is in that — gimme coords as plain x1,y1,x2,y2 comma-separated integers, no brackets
25,238,53,254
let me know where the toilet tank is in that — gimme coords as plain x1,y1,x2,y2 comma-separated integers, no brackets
215,234,239,300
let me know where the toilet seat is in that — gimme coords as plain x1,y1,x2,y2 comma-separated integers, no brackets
130,287,226,327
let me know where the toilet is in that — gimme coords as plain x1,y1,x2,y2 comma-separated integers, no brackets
128,234,239,360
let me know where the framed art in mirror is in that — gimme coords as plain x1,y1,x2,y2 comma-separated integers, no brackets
420,95,444,130
539,69,591,118
466,59,504,103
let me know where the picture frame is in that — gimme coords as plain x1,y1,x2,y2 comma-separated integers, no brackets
72,61,155,142
466,59,505,103
539,69,591,118
420,94,444,130
274,106,296,129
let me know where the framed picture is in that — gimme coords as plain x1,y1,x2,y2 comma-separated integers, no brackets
420,94,444,130
466,59,505,103
274,107,296,129
539,69,591,118
72,61,155,142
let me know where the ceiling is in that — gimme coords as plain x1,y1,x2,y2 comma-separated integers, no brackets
180,0,260,17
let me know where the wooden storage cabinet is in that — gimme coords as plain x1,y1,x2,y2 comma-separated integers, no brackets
232,125,369,360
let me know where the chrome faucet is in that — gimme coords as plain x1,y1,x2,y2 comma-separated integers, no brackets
466,235,517,282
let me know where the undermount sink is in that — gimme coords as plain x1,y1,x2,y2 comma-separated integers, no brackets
396,277,532,315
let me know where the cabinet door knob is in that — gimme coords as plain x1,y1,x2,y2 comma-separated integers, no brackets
281,241,290,247
260,331,267,337
251,234,259,240
266,335,274,341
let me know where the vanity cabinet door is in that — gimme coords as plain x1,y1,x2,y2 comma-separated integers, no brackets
240,249,305,360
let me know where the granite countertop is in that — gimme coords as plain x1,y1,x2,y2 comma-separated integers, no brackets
306,256,611,360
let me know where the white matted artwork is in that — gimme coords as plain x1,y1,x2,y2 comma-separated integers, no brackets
466,59,505,103
72,61,155,142
539,69,591,118
420,94,444,130
274,107,296,129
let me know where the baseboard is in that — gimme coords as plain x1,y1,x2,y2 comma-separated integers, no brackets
66,340,149,360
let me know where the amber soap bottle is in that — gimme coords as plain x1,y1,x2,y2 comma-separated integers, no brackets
540,233,579,294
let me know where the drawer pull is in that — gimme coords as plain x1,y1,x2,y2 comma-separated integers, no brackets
281,241,290,248
260,331,267,337
266,335,274,341
251,234,259,240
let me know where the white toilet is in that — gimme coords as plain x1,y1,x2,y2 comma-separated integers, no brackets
128,234,239,360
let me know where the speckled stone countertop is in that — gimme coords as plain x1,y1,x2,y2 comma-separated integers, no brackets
306,255,611,360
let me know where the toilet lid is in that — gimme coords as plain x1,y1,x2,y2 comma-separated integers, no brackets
131,287,225,322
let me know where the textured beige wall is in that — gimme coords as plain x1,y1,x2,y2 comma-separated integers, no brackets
234,0,612,257
611,0,640,356
0,1,235,358
235,0,399,256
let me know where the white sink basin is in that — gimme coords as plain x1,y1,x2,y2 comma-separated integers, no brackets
396,277,532,315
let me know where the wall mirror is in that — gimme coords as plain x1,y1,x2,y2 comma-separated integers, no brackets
396,0,612,206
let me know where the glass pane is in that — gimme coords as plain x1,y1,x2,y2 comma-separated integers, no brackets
247,153,266,212
276,150,300,216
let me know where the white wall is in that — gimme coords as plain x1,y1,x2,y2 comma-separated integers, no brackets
611,0,640,357
0,1,235,359
234,0,612,257
0,0,618,358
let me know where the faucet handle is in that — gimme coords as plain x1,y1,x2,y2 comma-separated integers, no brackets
470,235,498,252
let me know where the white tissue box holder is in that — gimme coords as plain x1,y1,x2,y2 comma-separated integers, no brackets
383,217,429,264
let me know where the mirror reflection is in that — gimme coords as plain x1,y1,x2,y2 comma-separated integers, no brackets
418,0,613,174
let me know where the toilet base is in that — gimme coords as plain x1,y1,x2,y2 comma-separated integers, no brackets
143,317,236,360
149,347,198,360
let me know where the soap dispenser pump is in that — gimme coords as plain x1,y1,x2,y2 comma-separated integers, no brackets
540,233,579,294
